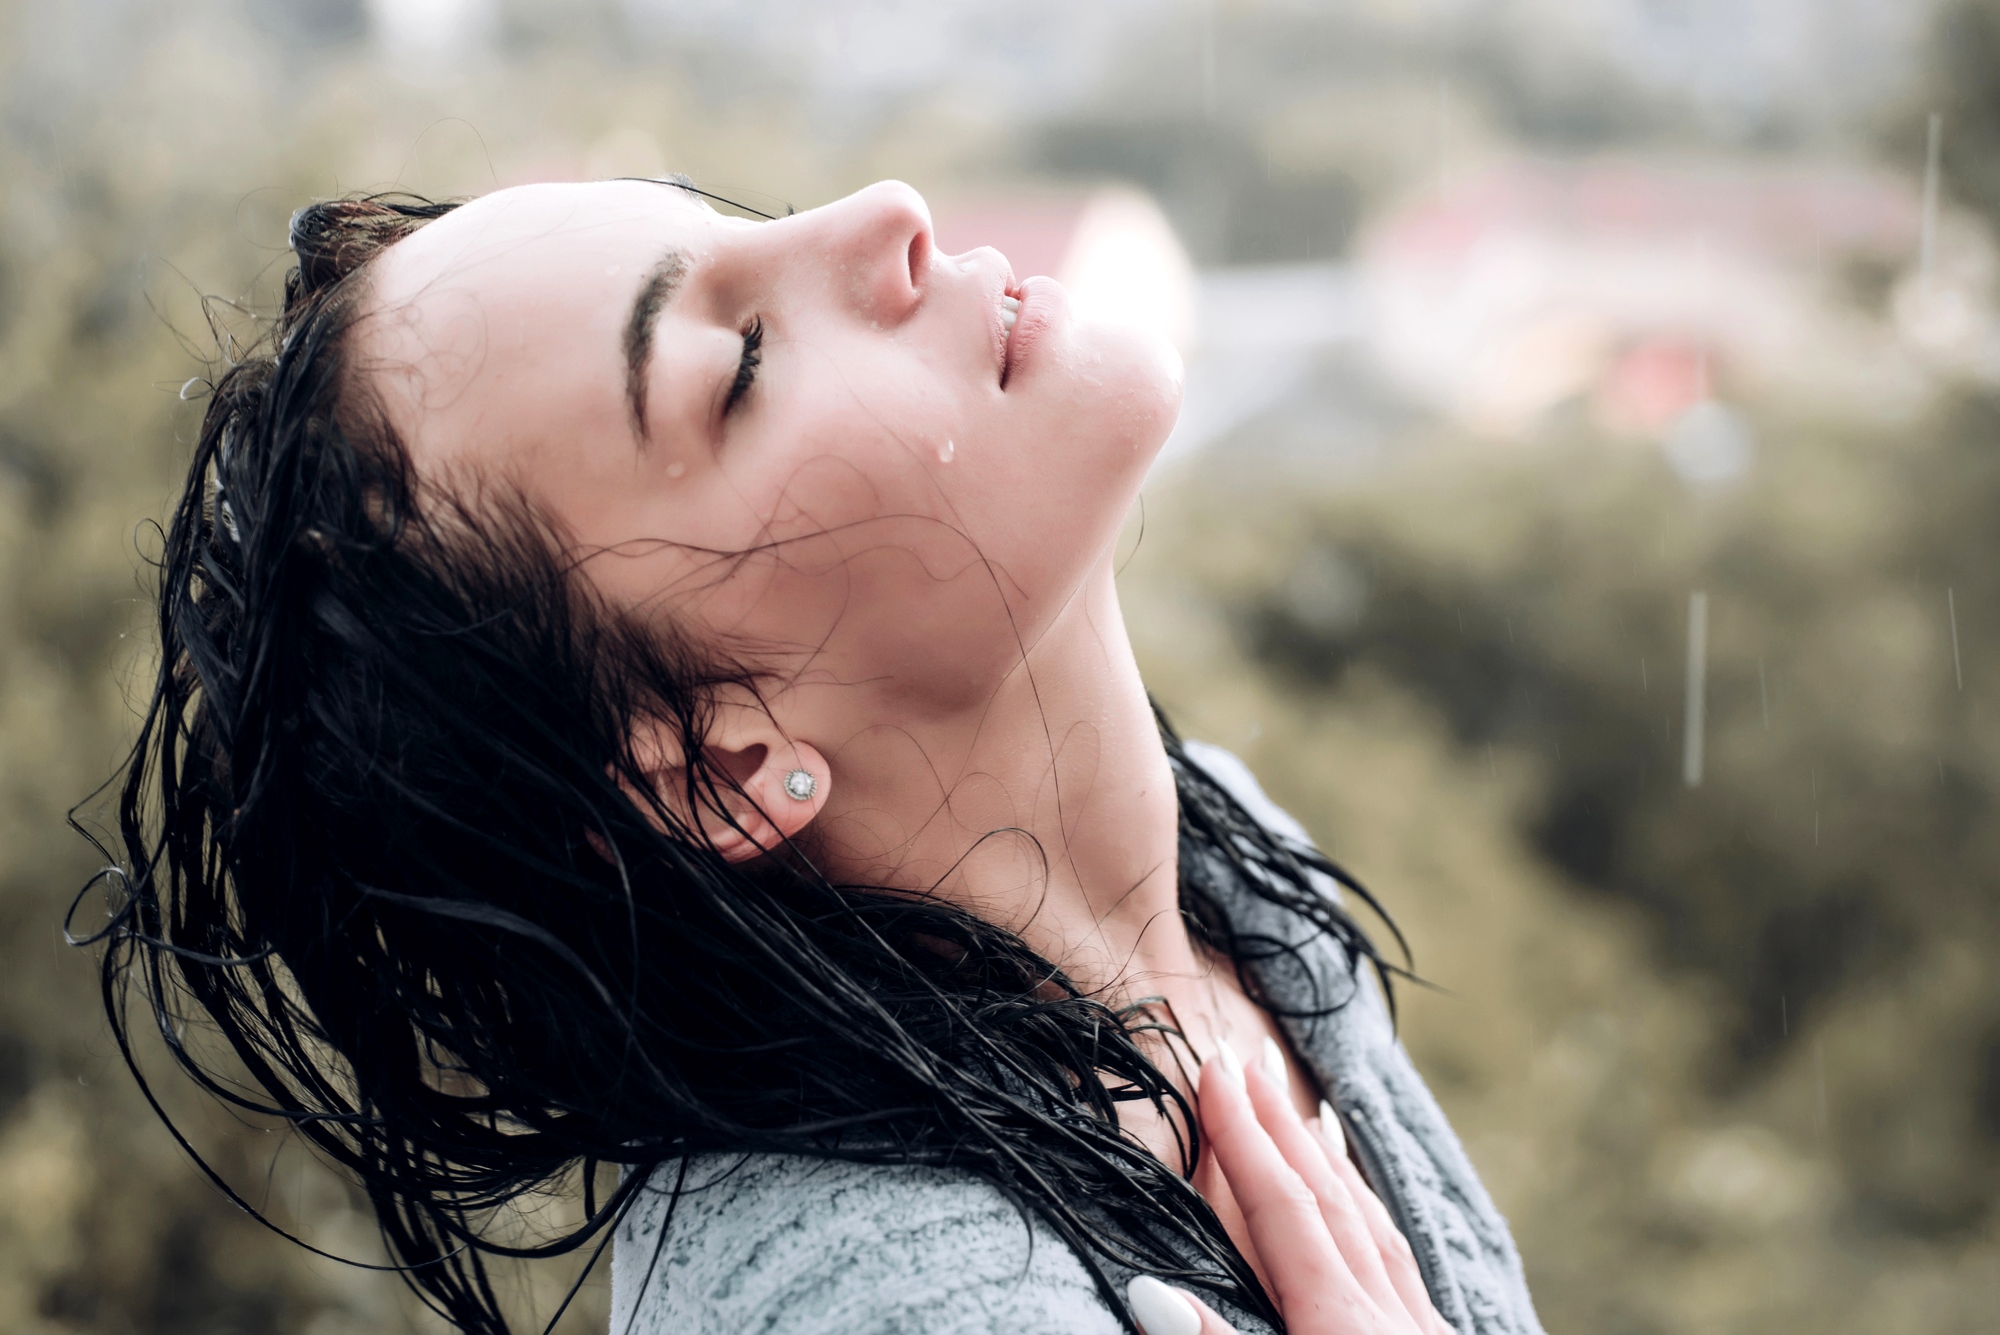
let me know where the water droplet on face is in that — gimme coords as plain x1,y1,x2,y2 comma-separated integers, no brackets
937,439,955,464
665,460,685,479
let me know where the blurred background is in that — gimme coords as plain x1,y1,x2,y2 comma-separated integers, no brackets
3,0,1999,1330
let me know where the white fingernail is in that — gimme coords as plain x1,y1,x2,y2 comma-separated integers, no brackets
1260,1035,1286,1082
1317,1099,1347,1158
1212,1038,1244,1084
1128,1276,1202,1335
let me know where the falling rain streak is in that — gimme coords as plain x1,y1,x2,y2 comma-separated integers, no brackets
1921,113,1944,293
1199,0,1217,117
1815,1039,1830,1137
1436,79,1452,199
1948,586,1963,691
1683,591,1707,788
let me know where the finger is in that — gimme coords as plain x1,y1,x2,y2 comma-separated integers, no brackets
1180,1287,1251,1335
1310,1106,1449,1335
1199,1043,1380,1328
1243,1041,1412,1325
1191,1126,1267,1296
1128,1276,1236,1335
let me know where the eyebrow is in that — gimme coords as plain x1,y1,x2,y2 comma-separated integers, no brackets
623,247,689,441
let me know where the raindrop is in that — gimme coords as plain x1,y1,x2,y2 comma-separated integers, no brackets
1920,113,1943,294
1947,586,1963,692
1758,657,1771,731
1811,768,1820,846
1198,0,1217,117
1814,1038,1829,1136
1436,79,1452,200
665,460,685,479
1684,591,1708,788
937,438,956,464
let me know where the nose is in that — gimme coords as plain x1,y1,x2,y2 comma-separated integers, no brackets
810,180,933,325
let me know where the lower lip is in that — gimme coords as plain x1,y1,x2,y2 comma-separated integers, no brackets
1002,275,1066,387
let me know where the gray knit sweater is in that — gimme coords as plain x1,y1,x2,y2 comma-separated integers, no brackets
611,743,1544,1335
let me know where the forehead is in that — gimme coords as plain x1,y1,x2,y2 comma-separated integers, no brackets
367,179,714,310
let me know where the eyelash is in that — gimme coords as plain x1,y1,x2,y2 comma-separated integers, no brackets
725,317,763,413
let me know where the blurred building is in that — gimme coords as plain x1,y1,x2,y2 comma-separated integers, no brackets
931,187,1197,362
1361,160,1936,440
1152,156,2000,486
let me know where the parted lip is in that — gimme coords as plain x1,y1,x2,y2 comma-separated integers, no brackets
1000,288,1021,387
1000,274,1063,390
994,270,1021,386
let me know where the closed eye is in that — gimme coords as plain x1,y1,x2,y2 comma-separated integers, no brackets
725,318,763,413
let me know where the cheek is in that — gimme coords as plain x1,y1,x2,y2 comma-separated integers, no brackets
662,327,1181,703
683,514,1030,710
692,417,1029,703
1042,320,1184,470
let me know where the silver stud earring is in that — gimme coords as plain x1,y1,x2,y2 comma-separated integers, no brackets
782,768,817,802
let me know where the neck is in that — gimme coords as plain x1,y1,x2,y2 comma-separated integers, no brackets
815,559,1200,998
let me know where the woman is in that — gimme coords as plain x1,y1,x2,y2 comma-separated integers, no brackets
84,178,1542,1335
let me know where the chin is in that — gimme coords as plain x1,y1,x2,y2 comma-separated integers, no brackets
1009,320,1180,602
1075,319,1184,471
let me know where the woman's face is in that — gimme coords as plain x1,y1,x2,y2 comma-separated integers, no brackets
362,179,1182,725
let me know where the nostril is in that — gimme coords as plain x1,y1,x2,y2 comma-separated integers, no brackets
906,228,930,290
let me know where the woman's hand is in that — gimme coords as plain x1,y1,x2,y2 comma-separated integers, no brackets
1128,1041,1452,1335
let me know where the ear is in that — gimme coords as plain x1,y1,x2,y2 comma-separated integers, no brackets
628,707,830,864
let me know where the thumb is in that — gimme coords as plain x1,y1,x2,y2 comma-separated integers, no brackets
1128,1276,1236,1335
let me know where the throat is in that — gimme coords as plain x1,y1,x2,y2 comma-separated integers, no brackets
816,565,1191,998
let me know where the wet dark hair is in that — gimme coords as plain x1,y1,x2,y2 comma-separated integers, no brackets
72,190,1398,1335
